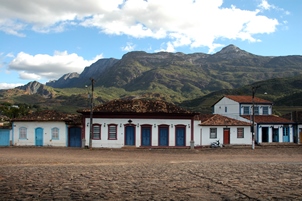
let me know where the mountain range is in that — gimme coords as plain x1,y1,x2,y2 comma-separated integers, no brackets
0,44,302,114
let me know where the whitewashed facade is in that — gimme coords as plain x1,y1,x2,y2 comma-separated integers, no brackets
213,95,273,122
197,126,252,146
213,95,295,144
12,121,68,146
84,117,197,148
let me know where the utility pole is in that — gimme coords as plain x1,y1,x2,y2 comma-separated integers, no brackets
252,85,260,150
89,78,95,149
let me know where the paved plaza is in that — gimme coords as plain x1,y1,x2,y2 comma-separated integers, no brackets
0,146,302,200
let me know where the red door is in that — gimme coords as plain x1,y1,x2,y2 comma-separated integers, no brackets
223,128,230,144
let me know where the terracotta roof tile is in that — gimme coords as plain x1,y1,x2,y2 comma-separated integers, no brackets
78,99,193,114
199,114,251,126
12,110,81,123
225,95,272,104
241,115,294,124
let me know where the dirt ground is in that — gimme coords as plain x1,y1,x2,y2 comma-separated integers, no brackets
0,146,302,201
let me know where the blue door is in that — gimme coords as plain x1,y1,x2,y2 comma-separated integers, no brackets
283,127,289,142
141,127,151,146
0,129,10,146
35,128,43,146
125,126,135,146
159,127,168,146
69,127,81,147
272,128,279,142
176,127,185,146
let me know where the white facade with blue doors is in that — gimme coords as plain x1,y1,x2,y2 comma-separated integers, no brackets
12,121,68,146
0,129,11,146
255,125,294,143
83,117,196,148
213,95,295,144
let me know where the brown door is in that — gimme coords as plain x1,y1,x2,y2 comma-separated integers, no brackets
223,128,230,144
299,129,302,143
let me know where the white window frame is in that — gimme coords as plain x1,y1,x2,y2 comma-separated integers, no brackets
19,127,27,139
51,127,59,140
243,106,250,115
263,106,269,115
254,106,259,115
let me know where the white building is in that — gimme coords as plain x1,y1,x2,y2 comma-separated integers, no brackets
78,99,199,148
212,95,295,144
12,111,82,147
197,114,252,146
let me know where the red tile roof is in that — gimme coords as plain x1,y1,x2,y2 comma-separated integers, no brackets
199,114,251,126
12,110,81,124
78,99,193,114
225,95,272,104
241,115,294,124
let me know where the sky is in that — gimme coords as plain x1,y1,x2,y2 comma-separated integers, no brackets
0,0,301,89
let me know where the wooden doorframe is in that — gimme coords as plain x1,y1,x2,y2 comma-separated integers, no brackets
223,128,230,145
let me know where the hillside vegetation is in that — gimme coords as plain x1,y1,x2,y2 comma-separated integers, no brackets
0,45,301,115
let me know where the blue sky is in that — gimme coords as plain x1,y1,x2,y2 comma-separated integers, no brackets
0,0,301,89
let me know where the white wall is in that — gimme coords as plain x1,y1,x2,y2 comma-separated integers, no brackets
85,118,192,148
257,125,294,143
13,121,67,146
213,97,247,121
199,126,251,146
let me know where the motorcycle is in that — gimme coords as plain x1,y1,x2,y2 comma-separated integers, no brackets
210,140,222,148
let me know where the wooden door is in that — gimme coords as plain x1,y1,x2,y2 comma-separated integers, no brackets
141,126,151,146
125,126,135,146
175,127,185,146
35,128,43,146
0,129,10,146
159,126,168,146
69,127,81,147
283,127,289,142
223,128,230,144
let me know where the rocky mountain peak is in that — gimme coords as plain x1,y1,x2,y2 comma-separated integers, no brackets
212,44,253,59
16,81,53,98
62,72,79,80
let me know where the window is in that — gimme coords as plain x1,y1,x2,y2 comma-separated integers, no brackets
108,124,117,140
263,106,269,115
93,124,101,139
51,127,59,140
237,128,244,138
210,128,217,139
225,107,227,113
254,106,259,115
243,106,250,115
19,127,27,139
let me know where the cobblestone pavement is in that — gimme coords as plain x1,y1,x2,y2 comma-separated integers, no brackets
0,146,302,200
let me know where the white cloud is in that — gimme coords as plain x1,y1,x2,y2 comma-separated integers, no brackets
0,0,283,52
0,83,23,90
258,0,272,10
8,51,103,81
121,42,136,52
155,42,176,53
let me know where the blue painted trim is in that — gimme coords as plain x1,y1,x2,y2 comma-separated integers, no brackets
239,104,241,115
66,125,68,147
35,127,44,146
12,122,14,145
